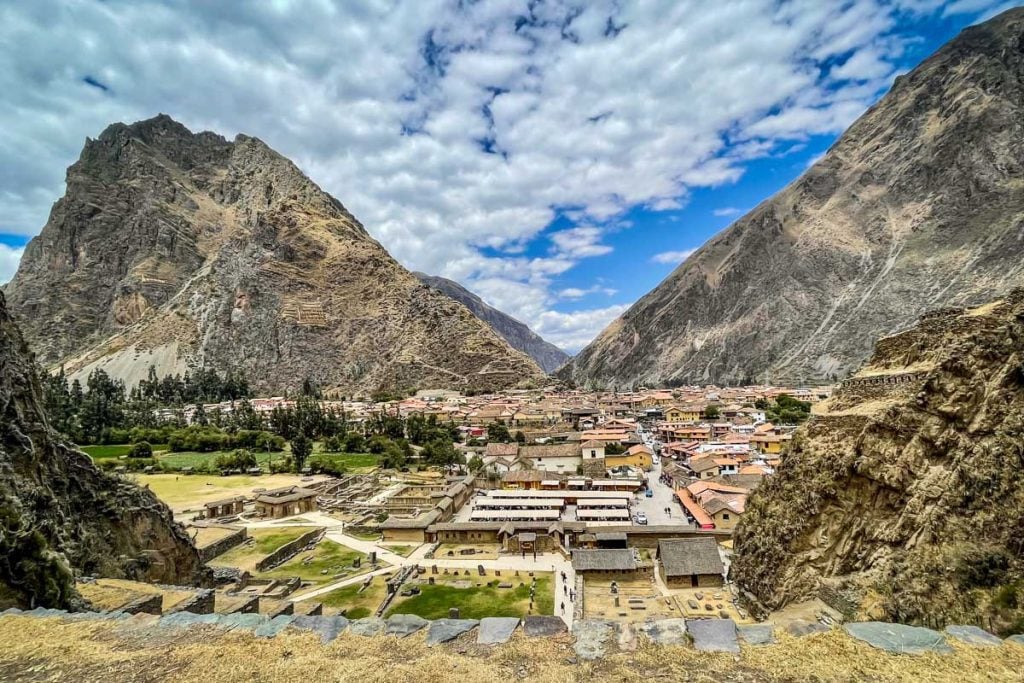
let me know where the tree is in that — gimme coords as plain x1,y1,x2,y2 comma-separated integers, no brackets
128,441,153,458
467,454,484,472
514,431,526,444
344,432,366,453
215,448,257,471
290,432,313,471
487,422,511,443
421,438,461,467
703,405,720,420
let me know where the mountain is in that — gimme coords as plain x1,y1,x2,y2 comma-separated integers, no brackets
413,272,570,373
561,8,1024,389
731,291,1024,634
3,115,544,394
0,289,207,609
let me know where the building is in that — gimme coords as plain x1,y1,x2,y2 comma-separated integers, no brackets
203,496,245,519
518,443,582,473
606,444,653,471
658,537,725,588
254,486,318,519
571,548,638,575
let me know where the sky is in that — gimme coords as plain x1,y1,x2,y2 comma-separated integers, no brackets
0,0,1018,353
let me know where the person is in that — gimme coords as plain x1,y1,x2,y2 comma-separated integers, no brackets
560,601,565,613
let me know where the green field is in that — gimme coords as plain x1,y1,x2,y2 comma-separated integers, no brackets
209,527,321,571
157,450,280,470
258,540,371,585
313,452,380,470
79,444,168,459
314,576,388,619
386,572,553,620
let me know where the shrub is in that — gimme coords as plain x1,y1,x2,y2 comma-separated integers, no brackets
128,441,153,458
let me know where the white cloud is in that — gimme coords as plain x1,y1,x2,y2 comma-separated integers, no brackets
558,285,617,300
713,207,743,217
0,245,24,284
0,0,972,350
533,304,631,353
651,249,696,265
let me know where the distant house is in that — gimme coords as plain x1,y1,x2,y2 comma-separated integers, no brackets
606,444,654,472
518,443,582,473
203,496,245,519
571,548,638,575
254,486,318,519
658,537,725,588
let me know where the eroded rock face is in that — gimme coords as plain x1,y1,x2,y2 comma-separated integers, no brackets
4,114,544,394
0,291,208,609
562,8,1024,388
732,291,1024,634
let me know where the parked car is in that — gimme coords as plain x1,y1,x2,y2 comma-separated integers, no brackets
635,512,648,525
645,488,654,498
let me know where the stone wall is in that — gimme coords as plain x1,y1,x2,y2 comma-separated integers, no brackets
255,529,325,572
196,526,248,563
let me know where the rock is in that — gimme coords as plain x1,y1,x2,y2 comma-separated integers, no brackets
944,625,1003,647
639,618,688,646
350,617,386,637
477,617,520,645
738,624,775,645
425,619,478,645
159,613,223,629
617,622,637,651
220,613,268,631
689,619,739,653
523,616,567,637
290,615,349,643
785,620,830,637
385,614,430,637
255,615,295,638
686,600,699,610
844,622,953,655
731,287,1024,629
572,620,616,660
0,290,209,609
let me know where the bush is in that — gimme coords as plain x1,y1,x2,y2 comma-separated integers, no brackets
128,441,153,458
214,449,257,471
344,432,366,453
308,455,346,476
322,435,343,452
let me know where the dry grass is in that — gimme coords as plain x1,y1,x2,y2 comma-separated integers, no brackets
0,616,1023,682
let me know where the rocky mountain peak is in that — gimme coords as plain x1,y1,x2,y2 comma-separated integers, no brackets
4,115,543,394
561,7,1024,389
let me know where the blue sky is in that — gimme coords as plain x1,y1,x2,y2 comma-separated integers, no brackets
1,0,1018,352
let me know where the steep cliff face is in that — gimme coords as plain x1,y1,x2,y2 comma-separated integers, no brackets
413,272,570,373
4,115,544,394
732,291,1024,633
0,290,207,609
563,7,1024,388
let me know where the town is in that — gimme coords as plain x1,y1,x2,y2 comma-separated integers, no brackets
74,382,827,636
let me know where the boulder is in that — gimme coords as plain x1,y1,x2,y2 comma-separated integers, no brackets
523,616,567,637
738,624,775,645
639,618,688,646
350,617,386,637
425,619,478,645
844,622,953,655
385,614,430,638
944,625,1003,647
573,620,616,660
477,617,520,644
688,619,739,653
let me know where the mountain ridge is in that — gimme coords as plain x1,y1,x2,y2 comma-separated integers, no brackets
413,272,570,373
3,114,545,394
561,7,1024,389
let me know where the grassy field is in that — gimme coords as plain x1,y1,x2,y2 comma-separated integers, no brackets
135,473,326,511
5,617,1024,683
79,443,168,459
157,450,281,470
386,571,553,620
258,540,372,585
313,575,389,619
313,452,380,470
208,527,321,572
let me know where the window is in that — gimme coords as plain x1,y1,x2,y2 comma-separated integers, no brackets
722,514,730,520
